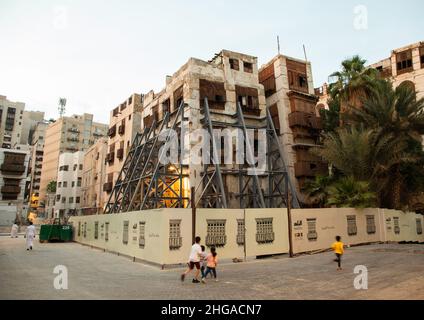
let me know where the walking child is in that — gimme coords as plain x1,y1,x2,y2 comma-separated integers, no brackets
331,235,344,271
201,246,218,283
200,245,207,279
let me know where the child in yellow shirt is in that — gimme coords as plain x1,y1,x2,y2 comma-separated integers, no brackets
331,236,344,271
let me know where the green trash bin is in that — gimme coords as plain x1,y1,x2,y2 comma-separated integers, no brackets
59,225,73,241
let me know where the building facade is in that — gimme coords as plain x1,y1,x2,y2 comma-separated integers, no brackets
20,110,45,146
0,95,25,149
259,55,325,204
0,148,30,225
104,94,142,196
39,114,108,211
81,137,108,215
28,121,49,214
53,151,85,218
370,41,424,100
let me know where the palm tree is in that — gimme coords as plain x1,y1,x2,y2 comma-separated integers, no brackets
314,127,417,208
319,98,341,133
329,55,379,113
347,81,424,208
303,175,334,207
326,176,377,208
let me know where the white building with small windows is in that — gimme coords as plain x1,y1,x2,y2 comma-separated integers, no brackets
54,151,85,218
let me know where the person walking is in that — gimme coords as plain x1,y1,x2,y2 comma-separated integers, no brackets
201,246,218,283
331,235,344,271
181,236,202,283
25,221,36,251
10,222,19,238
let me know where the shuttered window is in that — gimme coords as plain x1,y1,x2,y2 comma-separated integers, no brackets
237,219,245,246
139,221,146,249
347,215,358,236
123,221,129,244
256,218,274,244
417,219,423,235
206,220,226,247
105,222,109,242
366,215,376,234
94,221,99,239
393,217,400,235
307,218,317,241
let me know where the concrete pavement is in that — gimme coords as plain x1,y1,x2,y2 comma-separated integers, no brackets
0,237,423,300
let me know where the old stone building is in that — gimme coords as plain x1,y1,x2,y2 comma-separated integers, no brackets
259,55,326,204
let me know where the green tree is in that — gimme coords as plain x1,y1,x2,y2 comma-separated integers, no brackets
326,176,377,208
46,181,57,193
347,81,424,209
319,98,340,133
302,175,334,207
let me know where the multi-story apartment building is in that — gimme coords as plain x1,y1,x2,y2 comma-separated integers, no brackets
104,94,142,196
0,95,25,149
81,137,108,215
28,121,49,213
54,151,85,218
39,114,108,210
259,55,325,204
0,148,30,225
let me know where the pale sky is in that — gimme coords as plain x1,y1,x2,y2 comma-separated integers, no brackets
1,0,423,124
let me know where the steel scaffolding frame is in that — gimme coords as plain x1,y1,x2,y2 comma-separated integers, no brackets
105,98,299,213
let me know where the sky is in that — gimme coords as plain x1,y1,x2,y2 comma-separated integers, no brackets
0,0,423,124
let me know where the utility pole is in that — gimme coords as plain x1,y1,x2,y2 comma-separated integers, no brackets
287,187,294,258
191,186,196,244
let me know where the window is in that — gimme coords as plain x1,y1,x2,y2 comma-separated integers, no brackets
63,181,68,188
420,46,424,68
235,86,259,114
61,197,66,203
105,222,109,241
206,220,226,247
94,221,99,239
78,221,81,237
79,164,83,170
229,58,239,71
73,164,77,171
129,114,132,121
259,64,276,97
199,79,226,110
72,181,75,187
243,61,253,73
307,218,317,241
256,218,274,244
393,217,400,234
76,197,80,204
123,221,129,244
417,219,423,235
237,219,245,246
83,222,87,238
139,221,146,249
58,182,62,188
169,220,182,250
56,195,61,201
366,215,376,234
396,50,413,74
69,197,74,204
162,99,171,114
347,215,357,236
287,59,309,93
77,177,82,187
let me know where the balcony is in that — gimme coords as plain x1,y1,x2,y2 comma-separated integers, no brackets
67,137,79,142
1,185,21,194
117,148,124,160
108,126,116,138
103,182,113,192
242,106,261,117
118,125,125,135
68,127,80,133
294,161,328,178
288,112,322,130
1,164,26,175
169,237,182,250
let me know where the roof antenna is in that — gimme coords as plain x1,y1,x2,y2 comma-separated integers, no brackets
277,36,281,55
303,44,308,62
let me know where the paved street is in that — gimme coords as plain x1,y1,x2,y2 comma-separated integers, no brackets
0,237,423,300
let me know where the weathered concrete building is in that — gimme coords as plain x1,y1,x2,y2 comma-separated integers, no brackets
259,55,326,204
104,94,142,197
370,41,424,99
106,50,302,214
82,137,108,215
0,148,30,225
